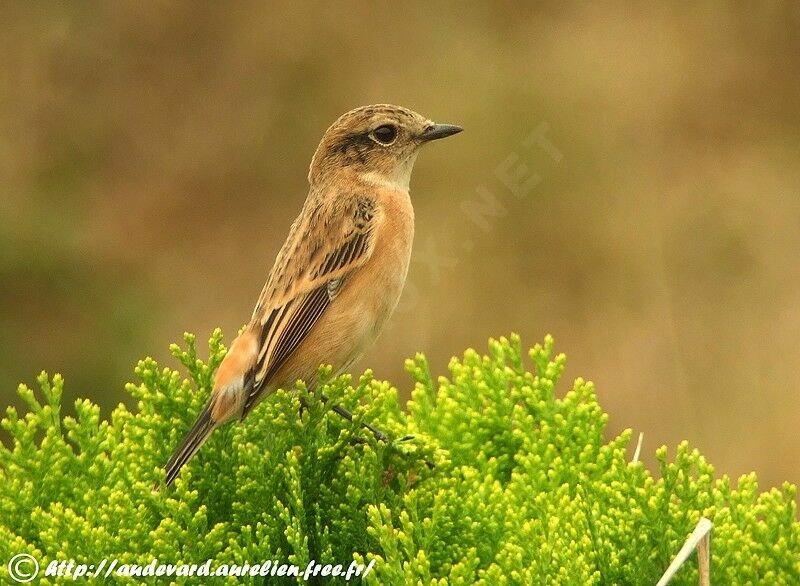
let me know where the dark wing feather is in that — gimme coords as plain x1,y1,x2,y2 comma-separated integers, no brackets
239,194,377,417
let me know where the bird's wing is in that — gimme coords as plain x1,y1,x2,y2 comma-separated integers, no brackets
240,193,379,418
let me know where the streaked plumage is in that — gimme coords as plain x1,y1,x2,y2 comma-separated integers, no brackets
162,104,462,487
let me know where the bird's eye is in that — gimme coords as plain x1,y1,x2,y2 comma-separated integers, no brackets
372,124,397,145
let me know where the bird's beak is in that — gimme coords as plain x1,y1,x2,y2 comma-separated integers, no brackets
420,123,463,142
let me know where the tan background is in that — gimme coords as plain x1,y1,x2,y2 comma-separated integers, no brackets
2,3,799,491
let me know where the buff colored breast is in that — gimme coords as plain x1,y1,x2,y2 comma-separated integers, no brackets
268,186,414,392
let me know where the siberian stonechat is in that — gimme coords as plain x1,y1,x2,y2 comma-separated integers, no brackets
162,104,462,486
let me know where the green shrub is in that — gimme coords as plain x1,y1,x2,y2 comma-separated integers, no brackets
1,332,798,584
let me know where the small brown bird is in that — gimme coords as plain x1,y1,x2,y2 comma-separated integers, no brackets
162,104,461,486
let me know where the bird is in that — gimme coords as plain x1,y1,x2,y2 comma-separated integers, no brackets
161,104,462,487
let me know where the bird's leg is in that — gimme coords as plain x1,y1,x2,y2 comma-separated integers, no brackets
299,394,369,446
319,394,434,469
298,395,308,419
319,394,388,442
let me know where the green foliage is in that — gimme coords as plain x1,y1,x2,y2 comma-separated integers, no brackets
1,332,798,584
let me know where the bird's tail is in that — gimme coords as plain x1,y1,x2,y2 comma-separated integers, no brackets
161,403,216,487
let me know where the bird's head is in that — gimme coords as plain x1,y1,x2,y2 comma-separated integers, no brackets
308,104,462,190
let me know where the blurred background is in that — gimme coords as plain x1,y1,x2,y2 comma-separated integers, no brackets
1,3,799,491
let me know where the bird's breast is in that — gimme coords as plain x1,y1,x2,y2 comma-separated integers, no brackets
266,188,414,389
366,188,415,319
331,187,414,344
